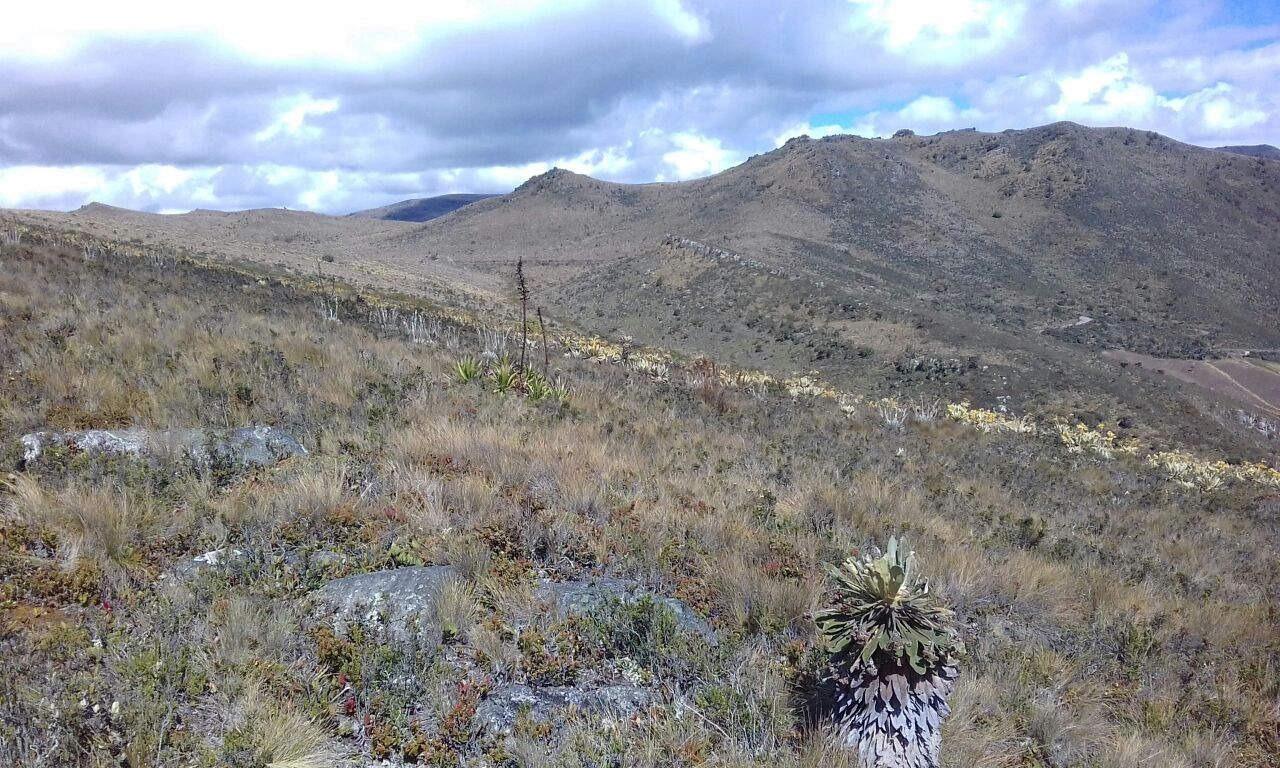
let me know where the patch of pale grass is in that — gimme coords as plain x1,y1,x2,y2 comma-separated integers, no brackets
209,595,297,668
217,680,349,768
1100,732,1191,768
440,473,501,530
4,475,157,585
481,573,541,630
440,535,492,579
434,577,479,642
707,556,819,633
283,463,353,521
940,675,1021,768
469,623,518,676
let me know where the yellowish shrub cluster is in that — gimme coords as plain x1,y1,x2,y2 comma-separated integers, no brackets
836,394,864,418
627,356,671,381
561,334,626,363
945,402,1037,434
1232,460,1280,487
1053,422,1141,460
721,369,776,391
782,374,831,400
1148,451,1280,490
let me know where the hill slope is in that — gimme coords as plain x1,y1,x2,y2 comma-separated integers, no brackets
385,123,1280,455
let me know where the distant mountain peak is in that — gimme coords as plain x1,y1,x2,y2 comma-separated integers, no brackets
514,167,597,194
349,193,498,222
74,201,130,215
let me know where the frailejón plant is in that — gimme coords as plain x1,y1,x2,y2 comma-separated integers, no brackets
814,538,961,768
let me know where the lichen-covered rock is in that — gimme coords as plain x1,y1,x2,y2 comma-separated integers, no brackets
536,577,717,642
313,566,460,636
473,684,656,735
19,425,306,469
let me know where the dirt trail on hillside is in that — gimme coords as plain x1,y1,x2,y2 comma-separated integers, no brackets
1104,350,1280,416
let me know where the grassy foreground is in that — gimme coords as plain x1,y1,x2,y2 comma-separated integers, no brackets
1,241,1277,767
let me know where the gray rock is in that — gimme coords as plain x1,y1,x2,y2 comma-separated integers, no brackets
19,425,306,469
473,684,656,735
313,566,460,635
536,577,717,642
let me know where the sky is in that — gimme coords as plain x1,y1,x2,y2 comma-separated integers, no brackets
1,0,1277,214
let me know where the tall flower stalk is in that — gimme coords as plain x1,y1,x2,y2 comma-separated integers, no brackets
814,538,961,768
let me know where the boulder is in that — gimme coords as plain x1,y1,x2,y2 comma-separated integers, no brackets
19,425,306,469
474,684,656,735
536,577,717,642
313,565,460,635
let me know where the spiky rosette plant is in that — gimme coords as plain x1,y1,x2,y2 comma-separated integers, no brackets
814,538,961,768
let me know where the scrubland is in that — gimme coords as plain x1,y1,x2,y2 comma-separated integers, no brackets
0,240,1277,767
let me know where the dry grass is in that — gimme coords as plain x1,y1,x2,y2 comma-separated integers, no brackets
1,242,1276,767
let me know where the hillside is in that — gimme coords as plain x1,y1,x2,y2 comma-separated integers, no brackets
392,123,1280,458
1,237,1278,766
349,194,500,223
401,123,1280,359
6,122,1280,460
11,202,510,315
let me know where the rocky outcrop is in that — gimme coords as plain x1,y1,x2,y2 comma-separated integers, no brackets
893,356,977,378
537,576,718,643
19,425,306,468
313,565,460,636
474,684,656,735
662,234,783,277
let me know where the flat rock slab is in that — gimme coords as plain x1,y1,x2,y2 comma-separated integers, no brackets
536,577,717,642
474,684,656,735
313,565,460,634
20,425,306,468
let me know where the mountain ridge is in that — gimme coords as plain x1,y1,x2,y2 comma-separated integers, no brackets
349,193,501,222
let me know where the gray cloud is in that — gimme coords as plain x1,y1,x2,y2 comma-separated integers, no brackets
1,0,1276,213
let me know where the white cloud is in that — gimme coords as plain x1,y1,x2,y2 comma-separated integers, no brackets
1050,53,1159,123
0,166,104,208
0,1,556,64
899,95,963,124
254,96,341,143
0,1,1277,212
660,132,743,180
848,0,1027,63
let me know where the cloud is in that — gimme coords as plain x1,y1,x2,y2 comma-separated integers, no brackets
0,0,1277,212
848,0,1027,64
660,132,744,180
